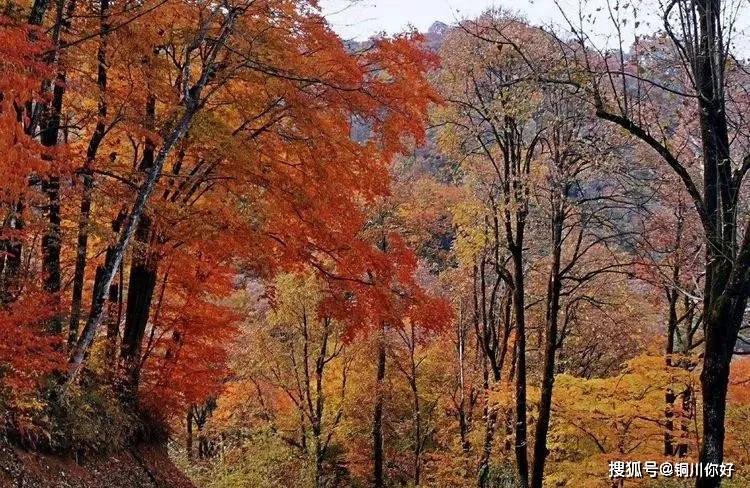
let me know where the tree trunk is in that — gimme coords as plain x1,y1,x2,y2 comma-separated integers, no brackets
41,172,62,333
8,0,53,308
28,0,51,25
118,92,157,392
372,334,386,488
695,304,735,488
86,211,124,367
39,0,68,335
696,349,730,488
478,417,497,487
409,355,422,486
120,216,158,391
104,279,120,365
69,0,109,345
664,286,679,457
186,407,194,459
313,419,323,488
694,0,736,484
0,203,24,305
530,208,563,488
311,316,329,488
69,178,92,344
665,388,676,457
678,385,693,457
456,308,473,455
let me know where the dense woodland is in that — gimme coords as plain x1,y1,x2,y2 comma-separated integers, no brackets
1,0,750,487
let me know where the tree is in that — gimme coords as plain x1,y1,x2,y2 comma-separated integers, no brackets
435,18,547,485
65,0,249,387
551,354,697,487
557,4,750,485
0,8,66,415
0,0,440,458
465,3,750,485
435,13,643,486
218,273,350,486
59,0,438,398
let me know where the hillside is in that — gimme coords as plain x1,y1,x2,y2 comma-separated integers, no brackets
0,443,194,488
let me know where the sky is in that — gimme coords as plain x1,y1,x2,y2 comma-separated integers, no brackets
319,0,750,54
319,0,632,40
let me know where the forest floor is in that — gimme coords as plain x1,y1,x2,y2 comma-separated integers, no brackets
0,442,195,488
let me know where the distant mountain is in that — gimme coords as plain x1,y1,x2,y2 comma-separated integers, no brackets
425,21,451,49
343,20,452,53
427,21,451,37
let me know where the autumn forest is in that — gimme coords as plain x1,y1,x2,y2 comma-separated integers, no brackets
1,0,750,486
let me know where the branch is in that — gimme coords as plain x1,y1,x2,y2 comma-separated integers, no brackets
594,108,708,233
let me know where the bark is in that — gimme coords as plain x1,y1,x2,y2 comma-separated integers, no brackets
313,404,324,486
692,1,737,485
406,324,422,487
411,375,422,487
69,0,109,345
457,309,472,454
69,181,92,345
664,282,679,457
696,351,730,488
696,297,737,488
119,94,158,395
28,0,50,25
679,385,693,457
0,203,24,305
530,205,563,488
39,0,68,334
120,217,158,392
311,319,329,488
665,388,676,456
372,334,386,488
41,172,62,333
104,281,120,366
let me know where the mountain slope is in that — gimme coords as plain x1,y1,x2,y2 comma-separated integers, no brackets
0,443,194,488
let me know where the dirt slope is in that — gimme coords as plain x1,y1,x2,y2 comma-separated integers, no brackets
0,444,195,488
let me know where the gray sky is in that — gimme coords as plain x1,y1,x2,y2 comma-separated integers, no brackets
319,0,750,55
320,0,578,39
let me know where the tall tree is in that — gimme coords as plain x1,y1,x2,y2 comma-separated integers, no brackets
546,3,750,485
